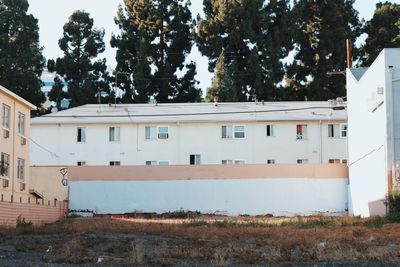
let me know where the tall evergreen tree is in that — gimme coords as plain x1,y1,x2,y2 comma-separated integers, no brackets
111,0,202,103
48,75,67,110
286,0,361,100
196,0,292,102
0,0,45,107
361,2,400,66
50,10,109,107
206,52,237,102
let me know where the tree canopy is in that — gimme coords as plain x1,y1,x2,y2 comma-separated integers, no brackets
111,0,202,103
361,2,400,66
0,0,45,107
196,0,292,102
5,0,400,107
49,10,109,107
285,0,361,101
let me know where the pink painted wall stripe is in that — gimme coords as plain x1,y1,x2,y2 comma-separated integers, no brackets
0,201,67,226
68,164,348,181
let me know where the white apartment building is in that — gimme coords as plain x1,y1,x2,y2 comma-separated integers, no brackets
30,102,347,166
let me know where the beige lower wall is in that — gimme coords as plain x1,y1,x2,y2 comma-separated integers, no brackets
30,166,68,202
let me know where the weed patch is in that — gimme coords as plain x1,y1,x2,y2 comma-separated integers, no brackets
213,219,237,228
16,215,32,228
183,220,209,227
281,217,334,229
363,216,386,228
352,229,366,237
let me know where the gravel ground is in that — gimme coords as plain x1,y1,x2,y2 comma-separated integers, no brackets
1,217,400,266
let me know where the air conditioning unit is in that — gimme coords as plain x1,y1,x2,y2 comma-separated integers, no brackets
2,179,9,188
20,137,26,145
3,129,9,139
20,182,26,191
158,133,169,139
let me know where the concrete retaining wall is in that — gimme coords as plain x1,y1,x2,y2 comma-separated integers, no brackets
68,164,349,216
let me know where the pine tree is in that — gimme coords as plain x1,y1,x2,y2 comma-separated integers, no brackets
196,0,292,102
51,10,109,107
0,0,45,107
286,0,361,100
48,76,67,110
111,0,202,103
206,52,237,102
361,2,400,66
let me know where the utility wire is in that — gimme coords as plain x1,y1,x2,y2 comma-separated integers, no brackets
348,145,384,167
30,137,60,158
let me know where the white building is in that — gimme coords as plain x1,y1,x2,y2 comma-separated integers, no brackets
30,102,347,167
347,48,400,217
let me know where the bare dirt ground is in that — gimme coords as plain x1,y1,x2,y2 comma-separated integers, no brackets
1,215,400,266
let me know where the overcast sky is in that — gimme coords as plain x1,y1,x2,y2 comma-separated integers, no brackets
28,0,400,91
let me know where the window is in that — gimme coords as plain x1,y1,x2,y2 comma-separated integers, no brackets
297,159,308,164
222,159,245,164
145,126,169,140
222,125,245,139
158,126,169,139
109,161,120,166
0,153,10,177
222,126,233,139
2,104,10,129
17,158,24,180
77,127,86,142
109,127,120,142
267,159,275,164
329,159,341,164
328,124,340,138
18,112,25,135
190,154,201,165
340,124,347,138
266,125,275,137
234,126,245,138
296,124,307,140
145,126,157,140
77,161,87,166
342,159,348,164
146,160,169,165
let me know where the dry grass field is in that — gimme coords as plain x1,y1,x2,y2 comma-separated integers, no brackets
1,215,400,266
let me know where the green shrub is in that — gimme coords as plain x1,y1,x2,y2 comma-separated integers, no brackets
172,209,190,219
213,219,237,228
16,215,32,228
387,190,400,214
281,217,333,229
183,220,209,227
386,190,400,222
168,209,200,219
363,216,386,228
353,229,366,237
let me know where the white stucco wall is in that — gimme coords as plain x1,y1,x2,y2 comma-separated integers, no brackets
30,121,347,166
69,178,348,216
346,49,400,216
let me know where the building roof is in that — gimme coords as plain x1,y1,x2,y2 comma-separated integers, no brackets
31,101,347,125
0,85,36,110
